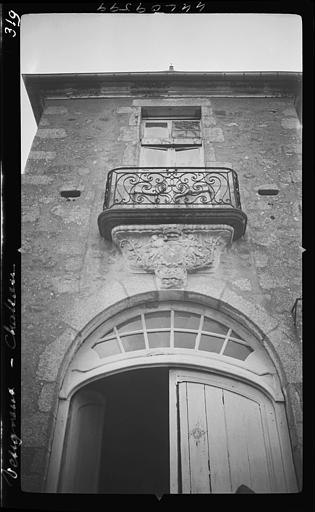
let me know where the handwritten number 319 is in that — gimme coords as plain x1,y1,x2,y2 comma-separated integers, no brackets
4,10,21,38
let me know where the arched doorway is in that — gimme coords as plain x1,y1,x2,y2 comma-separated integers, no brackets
48,300,298,494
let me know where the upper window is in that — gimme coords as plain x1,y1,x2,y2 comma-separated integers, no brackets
142,120,201,141
140,106,202,146
140,106,203,167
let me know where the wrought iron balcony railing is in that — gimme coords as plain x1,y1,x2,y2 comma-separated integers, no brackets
98,167,247,240
103,167,241,209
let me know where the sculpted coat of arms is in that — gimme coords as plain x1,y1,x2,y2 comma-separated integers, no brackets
112,224,233,289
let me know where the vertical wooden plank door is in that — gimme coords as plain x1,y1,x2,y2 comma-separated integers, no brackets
173,372,297,494
59,389,106,493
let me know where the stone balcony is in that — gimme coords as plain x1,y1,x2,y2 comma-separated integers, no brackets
98,167,247,242
97,167,248,289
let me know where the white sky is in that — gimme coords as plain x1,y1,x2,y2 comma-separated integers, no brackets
21,13,302,171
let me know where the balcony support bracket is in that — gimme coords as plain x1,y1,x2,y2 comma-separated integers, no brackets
112,223,234,289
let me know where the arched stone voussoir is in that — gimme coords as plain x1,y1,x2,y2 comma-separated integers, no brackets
186,275,228,303
218,288,279,337
64,280,131,333
218,288,302,388
62,280,159,352
265,326,302,384
36,327,79,383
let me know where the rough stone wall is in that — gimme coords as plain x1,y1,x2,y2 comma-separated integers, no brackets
22,97,135,491
21,96,302,491
206,97,302,320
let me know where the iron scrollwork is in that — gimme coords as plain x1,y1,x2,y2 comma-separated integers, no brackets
103,167,242,210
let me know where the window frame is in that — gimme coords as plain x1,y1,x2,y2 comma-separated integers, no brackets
141,119,202,146
92,309,254,362
60,301,281,403
139,106,204,167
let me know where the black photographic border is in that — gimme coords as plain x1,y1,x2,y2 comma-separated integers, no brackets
1,1,313,510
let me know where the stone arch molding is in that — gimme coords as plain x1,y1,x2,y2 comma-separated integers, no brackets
37,283,301,400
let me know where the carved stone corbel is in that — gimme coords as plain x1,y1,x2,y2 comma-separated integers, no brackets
111,224,233,289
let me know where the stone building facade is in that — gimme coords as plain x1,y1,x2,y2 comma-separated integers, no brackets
22,71,302,494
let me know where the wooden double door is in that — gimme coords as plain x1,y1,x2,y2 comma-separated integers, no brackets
171,370,297,493
60,368,297,494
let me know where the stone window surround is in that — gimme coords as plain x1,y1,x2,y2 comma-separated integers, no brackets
121,99,220,165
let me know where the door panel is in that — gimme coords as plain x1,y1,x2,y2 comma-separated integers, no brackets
238,394,271,492
177,383,191,493
173,371,297,494
59,390,106,493
204,386,231,492
223,390,271,493
185,383,210,493
263,404,289,491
